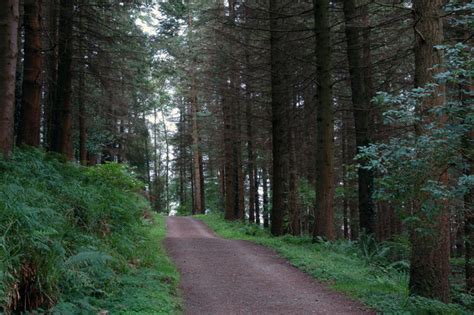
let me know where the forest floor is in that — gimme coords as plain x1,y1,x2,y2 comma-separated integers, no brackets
164,216,373,315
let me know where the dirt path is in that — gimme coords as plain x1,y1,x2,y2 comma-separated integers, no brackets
164,217,373,315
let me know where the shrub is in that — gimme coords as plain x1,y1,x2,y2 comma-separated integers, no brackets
0,148,151,313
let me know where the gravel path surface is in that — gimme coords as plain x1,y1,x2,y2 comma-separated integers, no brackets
164,216,374,315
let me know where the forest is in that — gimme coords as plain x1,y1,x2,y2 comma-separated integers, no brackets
0,0,473,314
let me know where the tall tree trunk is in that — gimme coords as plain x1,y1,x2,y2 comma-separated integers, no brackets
263,166,269,228
244,2,256,224
288,116,300,236
191,157,195,215
459,7,473,292
78,3,87,165
232,127,240,219
162,111,171,214
270,0,290,235
50,0,74,159
0,0,20,158
343,0,375,235
17,0,42,147
153,107,161,211
188,10,205,215
229,0,244,221
78,62,87,165
178,98,186,207
247,92,256,223
144,131,152,202
409,0,450,302
466,148,473,292
255,166,260,225
313,0,335,240
342,110,349,239
221,1,237,221
223,92,235,220
44,0,57,148
236,106,245,220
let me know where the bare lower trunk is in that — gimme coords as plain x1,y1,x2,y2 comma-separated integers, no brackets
223,93,235,220
236,114,245,220
78,3,87,165
263,167,269,228
466,158,473,291
18,0,43,147
288,124,300,235
44,0,57,149
0,0,20,158
313,0,335,240
78,66,87,165
409,0,450,302
255,167,260,225
270,0,290,235
247,98,256,223
343,0,375,235
188,11,205,214
50,0,73,160
191,88,205,214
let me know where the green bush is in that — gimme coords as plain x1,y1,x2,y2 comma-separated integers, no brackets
0,148,160,313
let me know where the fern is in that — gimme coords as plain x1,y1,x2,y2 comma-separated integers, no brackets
64,251,113,268
0,148,151,312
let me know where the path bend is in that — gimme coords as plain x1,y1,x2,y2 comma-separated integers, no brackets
164,216,373,315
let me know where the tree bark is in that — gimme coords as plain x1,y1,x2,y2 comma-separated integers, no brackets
50,0,74,159
178,98,186,207
409,0,450,302
188,10,205,215
162,111,171,214
44,0,57,149
78,4,87,165
263,166,270,228
343,0,375,235
190,80,205,214
236,107,245,220
313,0,335,240
466,154,473,292
270,0,290,235
288,115,300,236
78,62,87,165
458,6,473,292
222,1,240,221
0,0,20,158
17,0,43,147
255,166,260,225
223,91,235,220
247,91,256,223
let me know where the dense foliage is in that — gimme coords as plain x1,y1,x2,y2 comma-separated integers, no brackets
0,149,180,313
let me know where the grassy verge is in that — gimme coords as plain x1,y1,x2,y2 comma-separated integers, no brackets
0,148,181,313
53,214,182,314
68,214,182,314
197,213,470,314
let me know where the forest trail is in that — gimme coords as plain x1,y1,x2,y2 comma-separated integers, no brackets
164,217,373,315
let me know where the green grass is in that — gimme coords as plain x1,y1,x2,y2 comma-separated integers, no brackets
197,213,471,315
0,148,181,313
57,214,182,314
52,214,182,314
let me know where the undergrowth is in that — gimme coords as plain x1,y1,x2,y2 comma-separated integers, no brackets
197,213,471,315
0,148,181,313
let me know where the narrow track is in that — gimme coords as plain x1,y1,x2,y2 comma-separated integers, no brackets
164,217,373,315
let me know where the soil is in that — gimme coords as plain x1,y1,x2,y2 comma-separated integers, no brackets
164,216,374,315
